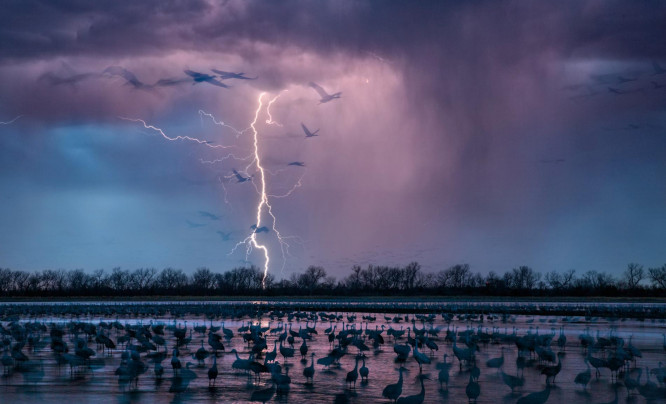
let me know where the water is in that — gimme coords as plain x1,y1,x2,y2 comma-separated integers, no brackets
1,301,665,403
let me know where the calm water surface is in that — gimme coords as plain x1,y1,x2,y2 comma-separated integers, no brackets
1,301,665,403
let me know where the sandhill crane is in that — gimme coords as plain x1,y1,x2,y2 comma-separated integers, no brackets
359,355,369,381
541,351,564,384
303,353,315,384
208,355,218,386
194,340,209,365
486,347,504,372
397,374,427,404
501,370,524,393
383,367,406,402
279,340,294,362
308,82,341,104
346,356,359,388
412,345,431,371
574,358,591,391
465,372,480,403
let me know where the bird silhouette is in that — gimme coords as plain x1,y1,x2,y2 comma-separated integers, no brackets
574,358,591,391
301,123,320,138
465,372,480,403
208,355,218,386
383,367,406,402
211,69,257,80
303,353,316,384
232,169,251,183
308,81,342,103
184,70,230,88
397,374,427,404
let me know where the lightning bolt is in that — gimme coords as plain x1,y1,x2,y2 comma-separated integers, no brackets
265,91,286,127
124,91,301,287
0,115,23,125
199,110,253,138
119,117,235,149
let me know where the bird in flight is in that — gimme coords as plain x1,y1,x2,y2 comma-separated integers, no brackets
301,123,319,138
232,169,251,183
184,70,230,88
211,69,257,80
251,225,270,233
186,220,207,228
288,162,305,167
308,82,341,103
103,66,148,89
199,211,221,220
217,231,232,241
608,87,623,94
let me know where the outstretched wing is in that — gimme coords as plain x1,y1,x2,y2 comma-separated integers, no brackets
104,66,145,88
205,77,230,88
211,69,233,77
301,123,310,135
308,82,329,98
154,77,190,87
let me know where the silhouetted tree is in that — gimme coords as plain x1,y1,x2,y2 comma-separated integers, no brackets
507,266,541,290
156,268,188,291
623,263,645,289
298,266,328,293
545,269,576,290
191,267,215,291
648,264,666,289
437,264,471,288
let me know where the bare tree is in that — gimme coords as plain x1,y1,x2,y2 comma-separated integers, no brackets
130,268,157,290
437,264,471,289
298,266,328,292
508,266,541,289
156,268,188,290
545,270,575,290
191,267,215,290
648,264,666,289
623,263,644,289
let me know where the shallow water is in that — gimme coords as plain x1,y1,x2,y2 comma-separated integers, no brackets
1,301,665,403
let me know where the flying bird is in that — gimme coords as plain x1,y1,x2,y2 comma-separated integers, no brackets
232,169,251,183
184,70,229,88
308,82,341,103
652,60,666,75
103,66,148,89
211,69,257,80
186,220,207,228
651,81,665,89
608,87,623,94
199,211,221,220
288,162,305,167
217,231,232,241
154,77,191,87
301,123,319,138
251,225,269,233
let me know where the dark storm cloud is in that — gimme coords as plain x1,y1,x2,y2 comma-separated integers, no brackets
0,0,665,274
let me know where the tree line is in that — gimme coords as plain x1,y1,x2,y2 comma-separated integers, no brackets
0,262,665,297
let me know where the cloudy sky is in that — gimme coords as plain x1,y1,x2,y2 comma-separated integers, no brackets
0,0,665,279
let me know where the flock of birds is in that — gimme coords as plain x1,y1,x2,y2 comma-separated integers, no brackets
0,304,665,403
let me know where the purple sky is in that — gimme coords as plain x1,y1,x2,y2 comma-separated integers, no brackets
0,1,665,279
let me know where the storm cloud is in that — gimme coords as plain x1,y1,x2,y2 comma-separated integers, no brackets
0,0,665,277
